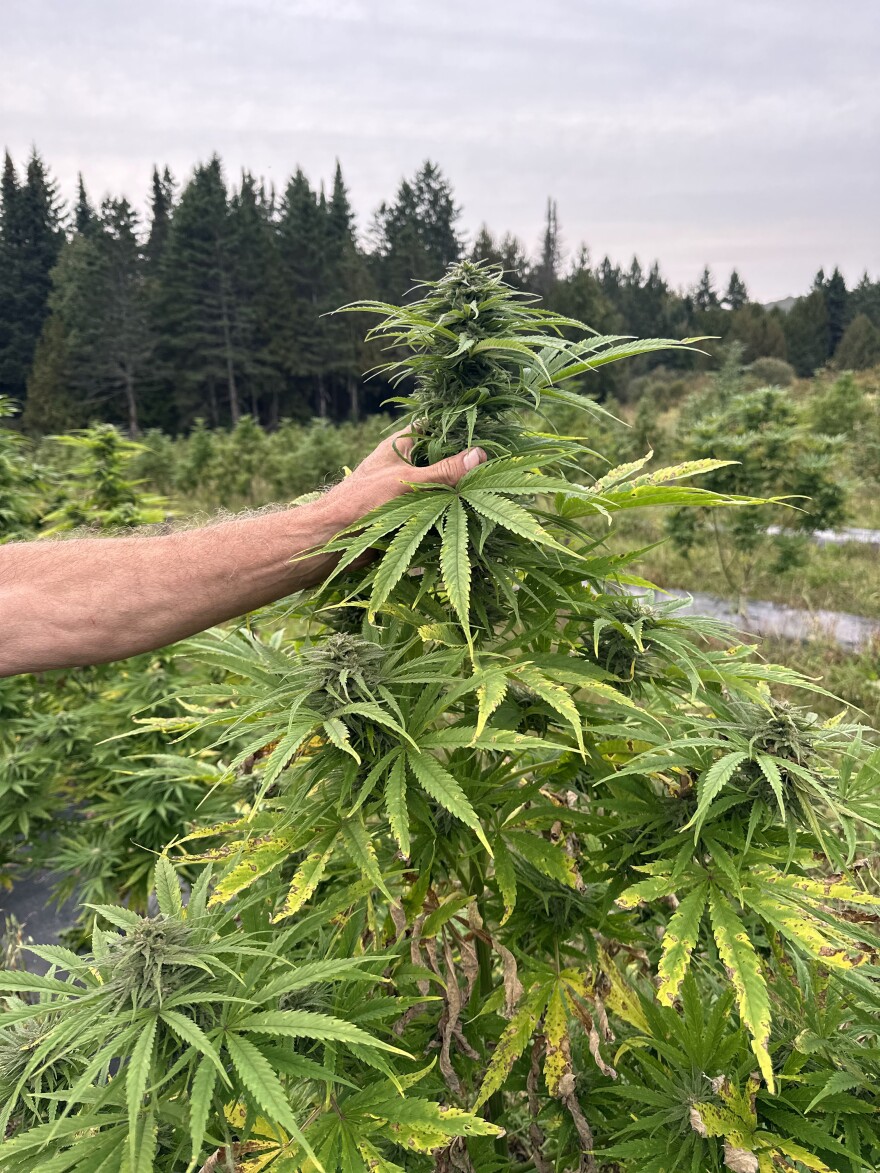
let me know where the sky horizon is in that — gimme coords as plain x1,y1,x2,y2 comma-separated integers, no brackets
4,0,878,303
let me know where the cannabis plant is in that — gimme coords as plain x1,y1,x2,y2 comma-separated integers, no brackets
665,384,848,609
0,415,216,911
3,263,879,1173
40,423,169,534
0,396,44,542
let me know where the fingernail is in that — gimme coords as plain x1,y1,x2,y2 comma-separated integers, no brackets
463,448,485,470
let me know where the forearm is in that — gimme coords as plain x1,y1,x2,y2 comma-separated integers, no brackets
0,497,353,677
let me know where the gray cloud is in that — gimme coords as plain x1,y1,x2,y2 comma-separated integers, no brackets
3,0,878,299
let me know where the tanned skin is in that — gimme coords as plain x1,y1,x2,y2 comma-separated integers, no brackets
0,430,485,678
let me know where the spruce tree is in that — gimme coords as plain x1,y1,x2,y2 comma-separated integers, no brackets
0,153,21,399
324,161,371,420
723,268,749,310
145,165,175,268
154,157,241,426
851,270,880,325
784,289,830,375
470,226,529,288
532,197,562,300
74,173,94,235
694,265,720,312
228,171,285,420
0,149,63,402
32,199,154,435
835,311,880,370
22,311,78,433
277,168,327,417
822,265,849,355
372,160,462,301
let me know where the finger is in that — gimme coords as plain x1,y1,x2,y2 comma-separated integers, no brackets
411,447,486,488
388,426,416,462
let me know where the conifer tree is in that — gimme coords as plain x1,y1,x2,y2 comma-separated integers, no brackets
835,311,880,370
74,173,94,235
145,165,175,268
154,157,241,426
784,288,830,375
851,270,880,325
22,312,78,433
470,225,529,287
723,268,749,310
372,160,462,301
821,265,849,355
0,153,21,399
33,199,153,435
694,265,720,312
533,197,562,300
228,171,285,420
277,168,328,416
324,161,371,419
0,150,63,402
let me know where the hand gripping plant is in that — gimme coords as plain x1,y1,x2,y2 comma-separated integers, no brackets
3,263,879,1172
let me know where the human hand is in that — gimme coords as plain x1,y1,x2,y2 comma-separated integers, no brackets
318,427,487,530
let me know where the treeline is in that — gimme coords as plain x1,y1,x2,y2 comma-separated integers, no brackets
1,148,879,435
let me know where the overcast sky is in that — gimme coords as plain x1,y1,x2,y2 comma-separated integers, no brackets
3,0,878,301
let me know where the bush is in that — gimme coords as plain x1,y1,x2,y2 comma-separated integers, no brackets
746,356,796,387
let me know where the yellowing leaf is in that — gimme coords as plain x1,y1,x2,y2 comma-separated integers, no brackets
209,835,294,907
542,984,569,1097
708,887,774,1092
474,983,550,1109
657,882,709,1005
273,830,338,922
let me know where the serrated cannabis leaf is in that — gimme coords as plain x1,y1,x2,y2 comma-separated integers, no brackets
406,751,492,855
657,882,709,1005
708,886,774,1092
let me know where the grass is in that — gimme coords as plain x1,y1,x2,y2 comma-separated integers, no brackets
605,510,880,621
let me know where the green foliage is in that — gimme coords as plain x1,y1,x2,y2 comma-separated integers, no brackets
5,144,879,435
4,263,880,1172
0,396,44,541
835,314,880,372
666,380,848,604
40,423,169,533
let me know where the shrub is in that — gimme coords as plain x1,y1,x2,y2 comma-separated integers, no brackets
746,356,796,387
667,385,848,609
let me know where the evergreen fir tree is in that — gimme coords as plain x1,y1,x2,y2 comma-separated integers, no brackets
324,161,371,420
784,289,830,375
228,171,285,421
533,197,561,299
146,165,175,268
470,226,529,287
822,265,849,354
0,153,22,399
851,271,880,325
277,168,327,416
154,157,241,426
723,268,749,310
22,312,79,433
36,199,153,434
555,246,618,333
74,173,94,235
834,312,880,370
0,149,63,401
372,160,461,300
694,265,720,312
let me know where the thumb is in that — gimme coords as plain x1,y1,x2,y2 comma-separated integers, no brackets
412,446,487,488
